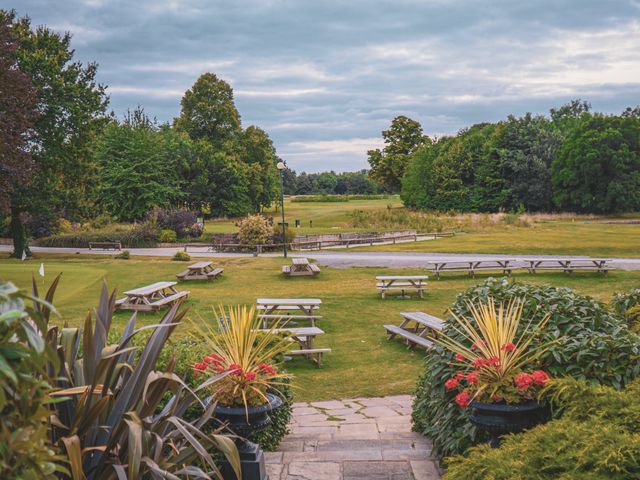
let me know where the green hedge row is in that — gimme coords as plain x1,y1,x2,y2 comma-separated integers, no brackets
36,224,158,248
290,194,390,202
412,278,640,458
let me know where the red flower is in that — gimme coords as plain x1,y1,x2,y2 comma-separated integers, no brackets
444,377,459,390
228,363,243,376
465,372,479,384
455,371,465,380
258,363,276,375
205,354,223,365
194,362,206,371
455,391,471,409
532,370,550,386
501,343,516,352
472,358,485,370
514,372,534,390
245,371,257,381
471,340,486,351
455,353,466,362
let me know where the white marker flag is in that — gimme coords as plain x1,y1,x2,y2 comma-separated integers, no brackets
39,263,45,277
21,250,27,261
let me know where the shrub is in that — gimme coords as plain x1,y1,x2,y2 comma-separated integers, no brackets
272,224,296,244
0,281,63,478
158,228,178,242
412,277,640,458
611,287,640,317
442,377,640,479
149,207,201,238
114,249,130,259
173,250,191,261
37,223,158,248
238,214,272,246
90,212,114,229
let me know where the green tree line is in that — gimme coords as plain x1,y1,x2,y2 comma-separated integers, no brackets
281,169,386,195
390,101,640,214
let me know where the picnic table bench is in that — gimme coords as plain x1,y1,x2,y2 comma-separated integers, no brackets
426,260,515,279
282,257,321,276
376,276,428,299
256,298,322,328
257,326,330,367
89,241,121,251
115,281,189,312
384,311,444,349
524,258,610,275
176,261,224,281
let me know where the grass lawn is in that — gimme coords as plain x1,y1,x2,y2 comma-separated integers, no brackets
204,196,401,235
356,221,640,258
2,254,639,402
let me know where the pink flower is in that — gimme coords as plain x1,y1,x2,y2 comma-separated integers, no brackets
228,363,243,376
465,372,479,384
258,363,276,375
455,371,465,381
444,378,459,390
532,370,550,386
455,391,471,409
245,371,257,381
514,372,534,390
455,353,466,362
501,343,516,352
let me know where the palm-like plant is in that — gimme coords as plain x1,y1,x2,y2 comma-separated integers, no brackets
190,305,292,408
36,277,241,480
430,297,554,405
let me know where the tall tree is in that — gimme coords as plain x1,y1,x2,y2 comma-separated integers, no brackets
551,114,640,213
174,72,241,146
0,12,37,216
239,126,279,211
368,115,429,192
550,99,591,137
3,10,108,257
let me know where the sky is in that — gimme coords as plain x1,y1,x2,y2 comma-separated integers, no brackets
9,0,640,172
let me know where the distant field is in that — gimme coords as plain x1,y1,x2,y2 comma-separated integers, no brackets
356,221,640,258
2,253,639,401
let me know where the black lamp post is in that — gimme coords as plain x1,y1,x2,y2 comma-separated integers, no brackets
276,161,287,258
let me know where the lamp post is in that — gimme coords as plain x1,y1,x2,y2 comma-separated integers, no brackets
276,161,287,258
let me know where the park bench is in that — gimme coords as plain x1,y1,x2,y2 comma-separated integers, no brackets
89,241,121,251
176,261,224,281
384,311,444,350
116,281,189,312
282,257,321,276
257,326,330,366
426,260,514,279
288,348,331,367
257,298,322,328
376,276,428,299
524,259,610,275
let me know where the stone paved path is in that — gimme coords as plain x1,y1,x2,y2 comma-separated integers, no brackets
265,395,440,480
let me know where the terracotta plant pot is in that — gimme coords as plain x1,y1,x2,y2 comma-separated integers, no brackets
469,400,550,448
214,393,283,480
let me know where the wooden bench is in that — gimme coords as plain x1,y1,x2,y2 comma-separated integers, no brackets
525,259,610,275
288,348,331,367
149,290,189,308
384,311,444,350
89,241,122,251
310,264,321,273
258,314,322,328
257,305,320,312
376,276,428,299
427,260,514,279
282,265,291,274
177,262,224,281
116,281,188,312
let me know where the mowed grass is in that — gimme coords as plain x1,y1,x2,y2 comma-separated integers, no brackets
2,254,639,401
356,221,640,258
204,196,401,235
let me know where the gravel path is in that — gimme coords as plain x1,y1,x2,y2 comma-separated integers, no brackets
2,245,640,270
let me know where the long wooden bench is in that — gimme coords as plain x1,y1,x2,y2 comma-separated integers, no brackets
427,260,514,279
288,348,331,367
258,314,322,328
148,291,190,308
257,305,320,312
525,259,610,275
89,241,122,251
376,276,428,299
384,311,444,350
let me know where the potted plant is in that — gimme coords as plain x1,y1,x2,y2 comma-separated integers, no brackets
430,298,554,447
192,306,292,480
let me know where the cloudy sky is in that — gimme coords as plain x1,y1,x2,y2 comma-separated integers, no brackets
11,0,640,171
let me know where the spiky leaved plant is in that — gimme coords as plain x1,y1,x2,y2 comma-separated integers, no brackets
35,276,241,480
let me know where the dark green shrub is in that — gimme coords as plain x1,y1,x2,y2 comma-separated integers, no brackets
412,277,640,458
37,223,158,248
114,249,130,259
0,281,63,478
159,229,178,242
173,250,191,261
443,377,640,479
611,288,640,318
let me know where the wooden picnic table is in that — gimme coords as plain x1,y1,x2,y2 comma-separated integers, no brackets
116,281,189,312
282,257,321,276
176,261,224,281
376,276,428,299
524,258,610,275
256,298,322,328
384,311,444,349
426,260,514,279
256,326,330,367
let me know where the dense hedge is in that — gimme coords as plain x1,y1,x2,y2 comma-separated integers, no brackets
412,278,640,458
36,224,158,248
443,377,640,479
291,194,390,202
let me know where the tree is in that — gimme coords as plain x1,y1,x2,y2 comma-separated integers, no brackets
239,126,279,211
551,114,640,213
550,99,591,137
174,72,241,146
368,115,429,192
95,110,181,220
281,167,297,195
4,10,108,257
0,13,37,216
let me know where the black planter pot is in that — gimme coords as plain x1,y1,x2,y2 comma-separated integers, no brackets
214,393,283,480
469,400,550,448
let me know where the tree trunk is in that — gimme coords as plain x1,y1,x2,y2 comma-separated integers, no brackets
10,203,29,258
